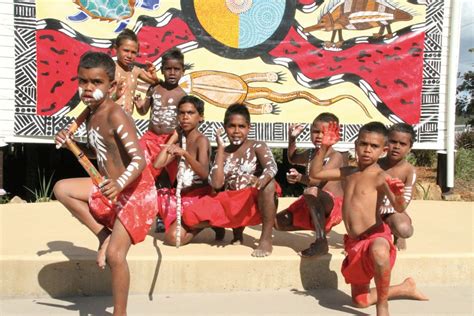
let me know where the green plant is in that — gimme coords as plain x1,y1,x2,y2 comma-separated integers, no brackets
271,148,284,164
24,169,54,202
410,150,436,167
0,194,10,204
455,148,474,181
416,182,431,200
455,130,474,150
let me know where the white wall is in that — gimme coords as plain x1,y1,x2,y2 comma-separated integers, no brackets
0,0,14,145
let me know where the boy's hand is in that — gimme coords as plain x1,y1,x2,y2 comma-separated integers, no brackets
145,61,160,84
252,175,268,190
133,95,146,109
165,144,186,157
99,179,122,201
55,129,73,149
116,79,126,100
385,176,405,196
215,128,226,148
286,168,302,184
322,121,340,147
289,124,305,139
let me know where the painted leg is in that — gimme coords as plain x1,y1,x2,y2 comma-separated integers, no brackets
106,218,132,316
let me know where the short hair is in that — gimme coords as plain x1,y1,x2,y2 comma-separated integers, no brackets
224,103,250,126
161,48,184,68
358,121,388,140
115,29,138,48
388,123,416,146
78,51,115,81
178,95,204,116
313,112,339,124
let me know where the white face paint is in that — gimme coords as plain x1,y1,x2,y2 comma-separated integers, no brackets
78,87,83,97
92,89,104,101
232,139,242,145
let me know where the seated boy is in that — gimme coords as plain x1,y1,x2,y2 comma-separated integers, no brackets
275,113,344,257
153,95,223,245
53,51,157,315
379,123,416,250
310,121,427,316
182,104,278,257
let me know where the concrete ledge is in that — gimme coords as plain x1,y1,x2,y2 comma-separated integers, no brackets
1,200,473,298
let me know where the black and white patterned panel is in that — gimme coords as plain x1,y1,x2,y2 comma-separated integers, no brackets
13,0,40,136
418,0,444,144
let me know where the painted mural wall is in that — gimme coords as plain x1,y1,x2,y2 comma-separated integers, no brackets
13,0,446,148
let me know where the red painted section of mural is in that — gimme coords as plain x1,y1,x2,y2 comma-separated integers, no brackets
36,17,195,115
269,28,425,124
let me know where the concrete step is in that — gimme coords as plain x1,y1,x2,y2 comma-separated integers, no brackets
0,200,473,298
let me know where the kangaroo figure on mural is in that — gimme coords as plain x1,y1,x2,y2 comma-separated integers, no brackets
303,0,414,48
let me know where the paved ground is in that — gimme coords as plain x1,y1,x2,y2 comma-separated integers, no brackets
1,286,472,315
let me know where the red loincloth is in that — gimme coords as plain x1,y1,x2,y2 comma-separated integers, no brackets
286,191,343,233
183,187,262,228
341,223,397,285
88,167,158,244
156,186,212,230
139,130,178,182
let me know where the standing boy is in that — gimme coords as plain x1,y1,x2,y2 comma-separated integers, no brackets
135,48,186,184
379,123,417,250
54,52,157,315
275,113,344,257
310,121,427,316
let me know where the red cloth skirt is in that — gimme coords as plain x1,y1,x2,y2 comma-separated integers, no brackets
156,186,212,230
139,130,178,182
341,223,396,285
286,191,343,233
88,167,158,244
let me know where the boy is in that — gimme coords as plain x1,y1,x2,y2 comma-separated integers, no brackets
309,122,427,316
113,29,160,114
53,51,157,315
182,104,278,257
135,47,186,184
153,95,222,245
379,123,416,250
275,113,344,257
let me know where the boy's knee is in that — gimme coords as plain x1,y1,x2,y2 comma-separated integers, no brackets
105,245,126,267
351,284,370,308
164,233,177,246
53,180,67,200
370,238,390,265
394,222,413,238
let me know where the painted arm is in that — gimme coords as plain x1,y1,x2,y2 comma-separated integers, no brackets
209,128,226,190
100,111,146,201
254,141,278,190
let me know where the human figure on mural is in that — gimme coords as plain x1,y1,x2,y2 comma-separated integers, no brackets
134,47,187,232
309,121,428,315
378,123,416,250
113,29,160,114
275,113,344,257
182,104,279,257
153,95,225,245
53,51,157,315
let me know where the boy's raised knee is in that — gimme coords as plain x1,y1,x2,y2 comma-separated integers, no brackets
53,180,67,201
105,245,127,267
395,222,413,239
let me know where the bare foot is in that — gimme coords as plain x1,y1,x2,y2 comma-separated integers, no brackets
403,277,429,301
394,236,407,251
299,239,328,258
251,240,272,257
96,233,111,269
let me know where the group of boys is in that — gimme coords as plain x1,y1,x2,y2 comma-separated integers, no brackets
53,29,426,316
